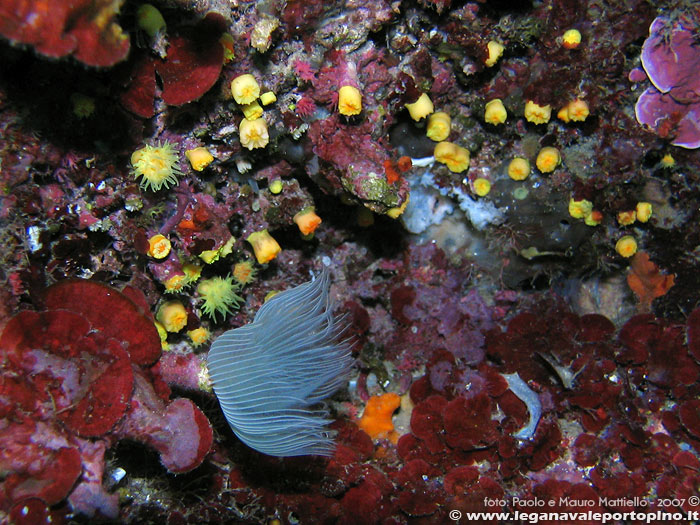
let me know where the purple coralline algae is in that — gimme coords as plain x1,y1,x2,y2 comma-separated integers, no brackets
635,16,700,148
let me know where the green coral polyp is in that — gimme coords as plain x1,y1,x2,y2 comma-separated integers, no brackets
197,275,243,322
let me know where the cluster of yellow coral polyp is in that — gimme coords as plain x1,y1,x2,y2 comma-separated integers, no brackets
399,92,471,176
230,73,273,150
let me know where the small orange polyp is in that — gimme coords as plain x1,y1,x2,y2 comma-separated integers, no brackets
246,229,281,264
148,234,171,259
293,207,322,236
219,33,235,62
187,327,210,347
232,260,256,286
397,156,412,172
660,154,675,168
358,392,401,442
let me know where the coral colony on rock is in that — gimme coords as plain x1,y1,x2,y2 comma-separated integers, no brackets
1,0,700,523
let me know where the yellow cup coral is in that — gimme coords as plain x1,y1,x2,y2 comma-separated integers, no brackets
242,101,263,120
231,74,260,105
338,85,362,116
473,178,491,196
246,229,281,264
154,320,168,349
615,235,637,258
617,210,636,226
197,275,243,321
131,141,181,192
636,202,652,223
558,99,589,123
524,100,552,124
199,236,236,265
660,154,675,168
485,40,505,67
568,198,593,219
232,260,257,286
293,206,322,236
185,147,214,172
562,29,582,49
260,91,276,106
508,157,530,181
386,197,409,219
250,15,279,53
219,33,235,62
187,327,210,347
405,93,433,121
434,142,470,173
269,179,283,194
163,273,188,293
148,234,171,259
426,112,451,142
183,262,202,283
239,118,269,150
484,99,507,125
156,300,188,333
584,210,603,226
536,146,560,173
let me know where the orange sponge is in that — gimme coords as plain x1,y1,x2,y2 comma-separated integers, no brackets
358,393,401,442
